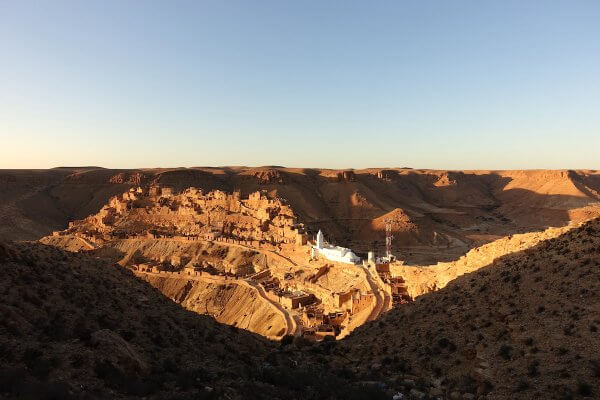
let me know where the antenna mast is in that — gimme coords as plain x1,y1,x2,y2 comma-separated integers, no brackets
385,218,394,259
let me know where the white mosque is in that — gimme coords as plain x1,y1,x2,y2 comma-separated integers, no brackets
311,230,361,264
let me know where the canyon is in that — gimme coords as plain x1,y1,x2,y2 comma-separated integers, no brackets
1,167,599,399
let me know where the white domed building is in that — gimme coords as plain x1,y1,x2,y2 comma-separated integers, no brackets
312,230,361,264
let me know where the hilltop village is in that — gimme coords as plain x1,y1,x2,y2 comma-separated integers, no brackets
61,185,304,248
46,185,411,340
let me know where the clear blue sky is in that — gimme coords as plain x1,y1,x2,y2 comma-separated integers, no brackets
1,0,599,169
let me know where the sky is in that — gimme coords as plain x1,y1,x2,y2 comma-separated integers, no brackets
1,0,599,170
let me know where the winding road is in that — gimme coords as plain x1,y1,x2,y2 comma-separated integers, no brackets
362,264,392,322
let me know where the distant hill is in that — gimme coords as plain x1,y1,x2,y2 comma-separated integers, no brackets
51,166,106,170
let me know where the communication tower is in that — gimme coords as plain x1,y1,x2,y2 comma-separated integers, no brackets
385,218,394,260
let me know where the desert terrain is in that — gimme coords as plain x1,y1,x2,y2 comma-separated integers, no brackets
1,167,599,399
4,167,600,263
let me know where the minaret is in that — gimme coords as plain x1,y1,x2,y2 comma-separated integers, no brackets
316,230,324,249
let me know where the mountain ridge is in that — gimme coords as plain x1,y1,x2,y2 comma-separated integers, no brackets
2,168,600,265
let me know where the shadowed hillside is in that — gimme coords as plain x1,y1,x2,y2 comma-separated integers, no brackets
0,241,395,400
334,218,600,400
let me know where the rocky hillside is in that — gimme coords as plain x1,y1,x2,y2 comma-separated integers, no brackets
3,167,600,263
392,222,578,298
0,241,393,400
335,218,600,400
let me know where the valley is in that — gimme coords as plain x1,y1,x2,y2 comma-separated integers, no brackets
1,167,599,399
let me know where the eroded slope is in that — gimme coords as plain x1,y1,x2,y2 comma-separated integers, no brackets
139,274,288,338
